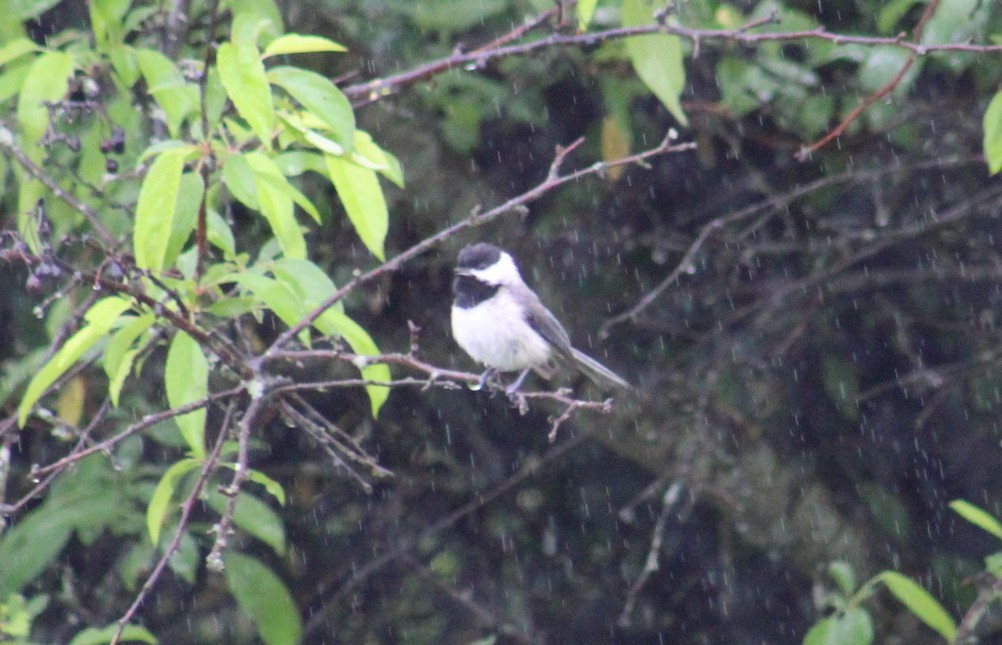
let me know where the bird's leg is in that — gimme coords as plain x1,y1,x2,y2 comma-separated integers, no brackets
505,368,532,399
471,368,496,391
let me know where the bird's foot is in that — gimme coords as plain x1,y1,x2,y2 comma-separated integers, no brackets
505,368,532,401
470,368,497,391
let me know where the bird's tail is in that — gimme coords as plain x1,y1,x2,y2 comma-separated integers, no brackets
571,348,632,391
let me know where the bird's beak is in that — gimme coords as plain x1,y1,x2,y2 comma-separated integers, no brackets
454,268,473,277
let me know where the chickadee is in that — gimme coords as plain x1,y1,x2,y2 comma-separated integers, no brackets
451,243,631,395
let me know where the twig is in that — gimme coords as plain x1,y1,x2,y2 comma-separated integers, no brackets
31,386,245,478
264,134,694,356
618,482,686,627
798,0,941,158
205,389,266,571
110,401,235,645
0,128,117,247
343,10,1002,103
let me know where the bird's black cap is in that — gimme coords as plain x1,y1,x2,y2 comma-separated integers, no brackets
456,243,502,271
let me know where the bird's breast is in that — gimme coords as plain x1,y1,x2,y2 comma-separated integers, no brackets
451,293,552,372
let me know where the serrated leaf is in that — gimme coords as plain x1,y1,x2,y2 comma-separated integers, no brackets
134,147,189,271
326,154,388,260
165,331,209,457
16,50,74,145
268,66,354,148
950,499,1002,539
68,623,157,645
18,297,133,427
876,571,956,642
621,0,688,126
217,41,274,148
208,491,286,555
225,552,302,645
244,152,307,258
984,91,1002,175
146,458,200,547
262,33,347,58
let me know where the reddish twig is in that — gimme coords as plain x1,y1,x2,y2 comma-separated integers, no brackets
343,8,1001,104
798,0,942,159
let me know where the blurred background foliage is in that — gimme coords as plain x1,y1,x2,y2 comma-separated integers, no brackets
3,0,1002,643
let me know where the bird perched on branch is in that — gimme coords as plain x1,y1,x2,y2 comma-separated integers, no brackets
451,242,631,396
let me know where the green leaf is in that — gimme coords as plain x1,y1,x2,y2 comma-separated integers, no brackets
207,491,286,555
68,623,157,645
134,147,189,271
217,41,275,148
353,130,404,188
18,297,132,426
246,469,287,506
268,66,354,148
262,33,347,58
821,353,859,420
164,171,205,268
103,313,155,406
984,91,1002,175
0,505,74,596
827,561,857,597
326,154,388,260
207,209,237,258
278,111,346,155
223,152,259,209
165,331,209,457
135,48,198,137
16,50,74,145
271,257,345,315
225,552,302,645
232,272,308,346
323,310,390,417
949,499,1002,539
876,571,956,642
985,552,1002,578
803,608,873,645
146,458,202,546
621,0,688,126
244,152,307,259
577,0,599,31
12,0,63,20
0,38,37,66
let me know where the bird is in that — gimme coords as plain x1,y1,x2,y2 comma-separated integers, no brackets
450,242,631,396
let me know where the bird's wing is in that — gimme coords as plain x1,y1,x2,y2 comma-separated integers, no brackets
515,287,575,362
